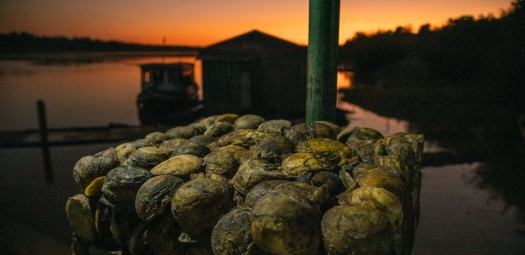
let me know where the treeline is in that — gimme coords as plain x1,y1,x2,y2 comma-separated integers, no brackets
0,32,201,54
339,0,524,91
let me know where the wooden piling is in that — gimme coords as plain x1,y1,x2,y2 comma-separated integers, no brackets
37,100,54,184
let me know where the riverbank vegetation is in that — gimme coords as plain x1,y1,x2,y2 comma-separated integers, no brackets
340,0,525,220
0,32,201,54
340,0,523,93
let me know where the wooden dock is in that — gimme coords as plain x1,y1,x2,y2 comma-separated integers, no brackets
0,124,166,148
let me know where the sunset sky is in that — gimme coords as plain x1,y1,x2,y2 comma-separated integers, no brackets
0,0,514,47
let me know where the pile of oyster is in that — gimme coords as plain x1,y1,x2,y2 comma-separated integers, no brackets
66,114,424,255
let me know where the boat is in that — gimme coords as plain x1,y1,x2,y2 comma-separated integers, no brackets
137,62,203,126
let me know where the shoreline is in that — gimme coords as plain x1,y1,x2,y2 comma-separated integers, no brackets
0,51,199,64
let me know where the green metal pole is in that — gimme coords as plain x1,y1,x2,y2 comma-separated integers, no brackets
306,0,340,123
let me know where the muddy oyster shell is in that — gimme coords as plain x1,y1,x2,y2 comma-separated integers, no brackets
285,122,338,145
143,212,185,254
124,146,169,170
198,115,220,128
144,131,172,145
166,125,199,139
296,170,346,197
94,201,117,249
349,187,403,230
356,167,404,199
158,138,192,154
170,141,211,158
233,114,266,130
204,121,234,138
110,207,140,246
66,194,97,243
135,175,185,222
281,152,323,178
73,147,119,194
171,177,235,240
243,180,329,208
296,138,355,168
215,113,239,124
84,176,106,197
216,129,267,149
315,120,342,136
252,133,294,164
211,207,253,255
257,119,292,135
101,165,152,204
339,167,357,192
130,138,156,149
250,190,322,255
128,221,150,255
187,122,207,135
322,204,392,255
203,145,246,178
189,134,216,146
115,142,137,165
150,154,203,181
231,158,287,195
337,127,384,144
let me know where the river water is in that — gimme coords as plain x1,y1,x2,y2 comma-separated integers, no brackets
0,56,523,254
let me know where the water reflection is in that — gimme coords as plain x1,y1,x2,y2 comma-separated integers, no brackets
341,87,525,229
337,95,410,136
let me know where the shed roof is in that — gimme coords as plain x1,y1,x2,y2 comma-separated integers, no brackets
197,30,305,61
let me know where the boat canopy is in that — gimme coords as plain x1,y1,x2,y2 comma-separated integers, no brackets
140,63,194,93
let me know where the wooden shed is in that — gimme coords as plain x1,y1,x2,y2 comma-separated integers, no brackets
197,30,307,120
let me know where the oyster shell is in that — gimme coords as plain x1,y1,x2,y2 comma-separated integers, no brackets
243,180,329,208
211,207,253,255
322,204,392,255
252,133,294,164
189,134,216,146
231,158,286,195
285,122,338,145
170,141,211,158
216,129,267,149
204,121,234,138
171,177,235,240
281,152,323,178
66,194,97,243
124,146,169,170
296,138,355,168
203,145,246,178
233,114,265,130
144,131,171,145
115,142,137,165
135,175,185,222
215,113,239,124
101,165,152,204
166,125,199,139
256,119,292,135
150,154,203,181
73,147,119,194
250,190,322,255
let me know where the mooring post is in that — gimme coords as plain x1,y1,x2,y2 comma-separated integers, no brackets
37,100,54,184
306,0,340,123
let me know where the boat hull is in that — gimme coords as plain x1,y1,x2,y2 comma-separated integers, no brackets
137,91,202,126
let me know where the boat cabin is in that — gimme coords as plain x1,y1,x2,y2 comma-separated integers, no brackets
137,63,201,126
140,63,196,95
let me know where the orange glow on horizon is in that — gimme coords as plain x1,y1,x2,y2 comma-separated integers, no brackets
0,0,514,46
